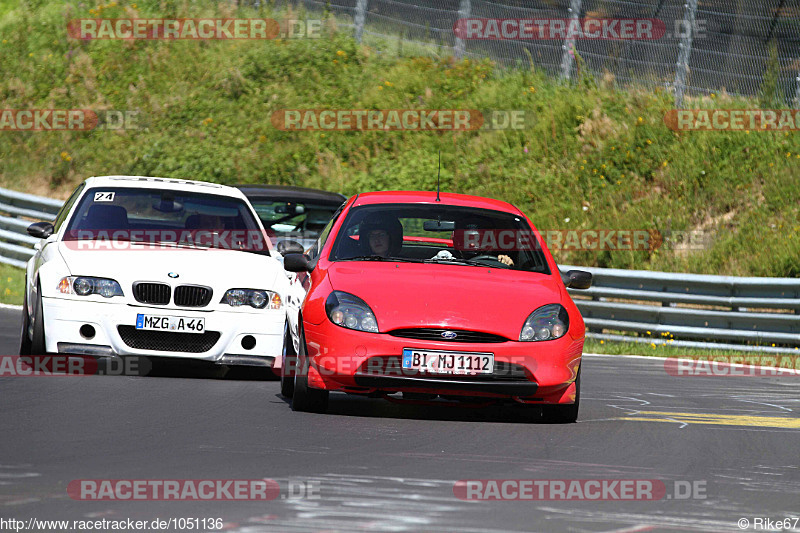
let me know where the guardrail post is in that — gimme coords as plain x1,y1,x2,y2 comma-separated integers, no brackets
354,0,368,44
674,0,698,108
453,0,471,60
795,69,800,108
589,292,602,333
559,0,582,80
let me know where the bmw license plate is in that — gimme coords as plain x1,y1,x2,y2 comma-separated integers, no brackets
135,314,205,334
402,348,494,376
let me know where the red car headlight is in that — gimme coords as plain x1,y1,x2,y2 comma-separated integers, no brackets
325,291,379,333
519,304,569,341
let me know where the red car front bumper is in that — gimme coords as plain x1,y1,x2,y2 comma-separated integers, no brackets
301,318,584,404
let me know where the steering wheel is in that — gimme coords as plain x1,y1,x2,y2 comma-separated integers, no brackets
470,254,511,268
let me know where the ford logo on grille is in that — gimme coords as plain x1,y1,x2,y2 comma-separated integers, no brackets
168,272,179,278
441,330,458,339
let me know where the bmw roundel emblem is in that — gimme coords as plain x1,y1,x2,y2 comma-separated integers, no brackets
168,272,179,278
441,330,458,339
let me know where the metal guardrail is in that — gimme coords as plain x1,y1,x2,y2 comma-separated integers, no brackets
0,187,61,269
1,186,797,352
563,265,800,354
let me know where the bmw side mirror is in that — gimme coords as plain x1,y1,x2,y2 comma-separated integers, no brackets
283,253,312,272
277,240,305,256
561,269,592,289
27,222,54,239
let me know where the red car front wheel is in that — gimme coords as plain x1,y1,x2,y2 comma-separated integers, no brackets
291,323,329,414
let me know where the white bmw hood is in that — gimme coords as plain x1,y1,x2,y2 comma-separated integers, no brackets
56,242,283,299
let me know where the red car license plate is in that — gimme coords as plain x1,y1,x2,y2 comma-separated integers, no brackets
402,348,494,376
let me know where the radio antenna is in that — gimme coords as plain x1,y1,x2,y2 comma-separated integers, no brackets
436,151,441,202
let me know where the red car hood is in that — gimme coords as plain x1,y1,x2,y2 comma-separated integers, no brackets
327,262,563,339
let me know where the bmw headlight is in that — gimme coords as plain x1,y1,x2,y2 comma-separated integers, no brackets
57,277,124,298
221,289,282,309
519,304,569,341
325,291,379,333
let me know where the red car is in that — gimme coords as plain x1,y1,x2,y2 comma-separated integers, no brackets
280,191,591,422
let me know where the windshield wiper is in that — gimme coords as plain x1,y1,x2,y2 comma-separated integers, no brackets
340,255,423,263
131,239,208,249
425,257,473,265
425,257,510,268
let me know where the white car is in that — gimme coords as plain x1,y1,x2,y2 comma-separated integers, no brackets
20,175,304,372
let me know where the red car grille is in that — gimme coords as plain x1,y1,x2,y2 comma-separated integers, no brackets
388,328,508,343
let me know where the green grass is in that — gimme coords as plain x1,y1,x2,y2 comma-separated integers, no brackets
584,338,800,358
0,0,798,276
0,263,25,306
584,338,800,368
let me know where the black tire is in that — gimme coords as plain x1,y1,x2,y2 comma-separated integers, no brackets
291,324,328,413
30,281,47,356
540,366,581,424
280,322,296,398
19,282,32,356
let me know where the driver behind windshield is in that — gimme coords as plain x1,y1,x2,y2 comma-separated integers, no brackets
359,213,403,257
444,222,514,267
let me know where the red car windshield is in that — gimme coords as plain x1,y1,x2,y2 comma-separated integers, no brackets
330,203,550,273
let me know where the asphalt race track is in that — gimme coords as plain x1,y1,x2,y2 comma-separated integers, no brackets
1,307,798,532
